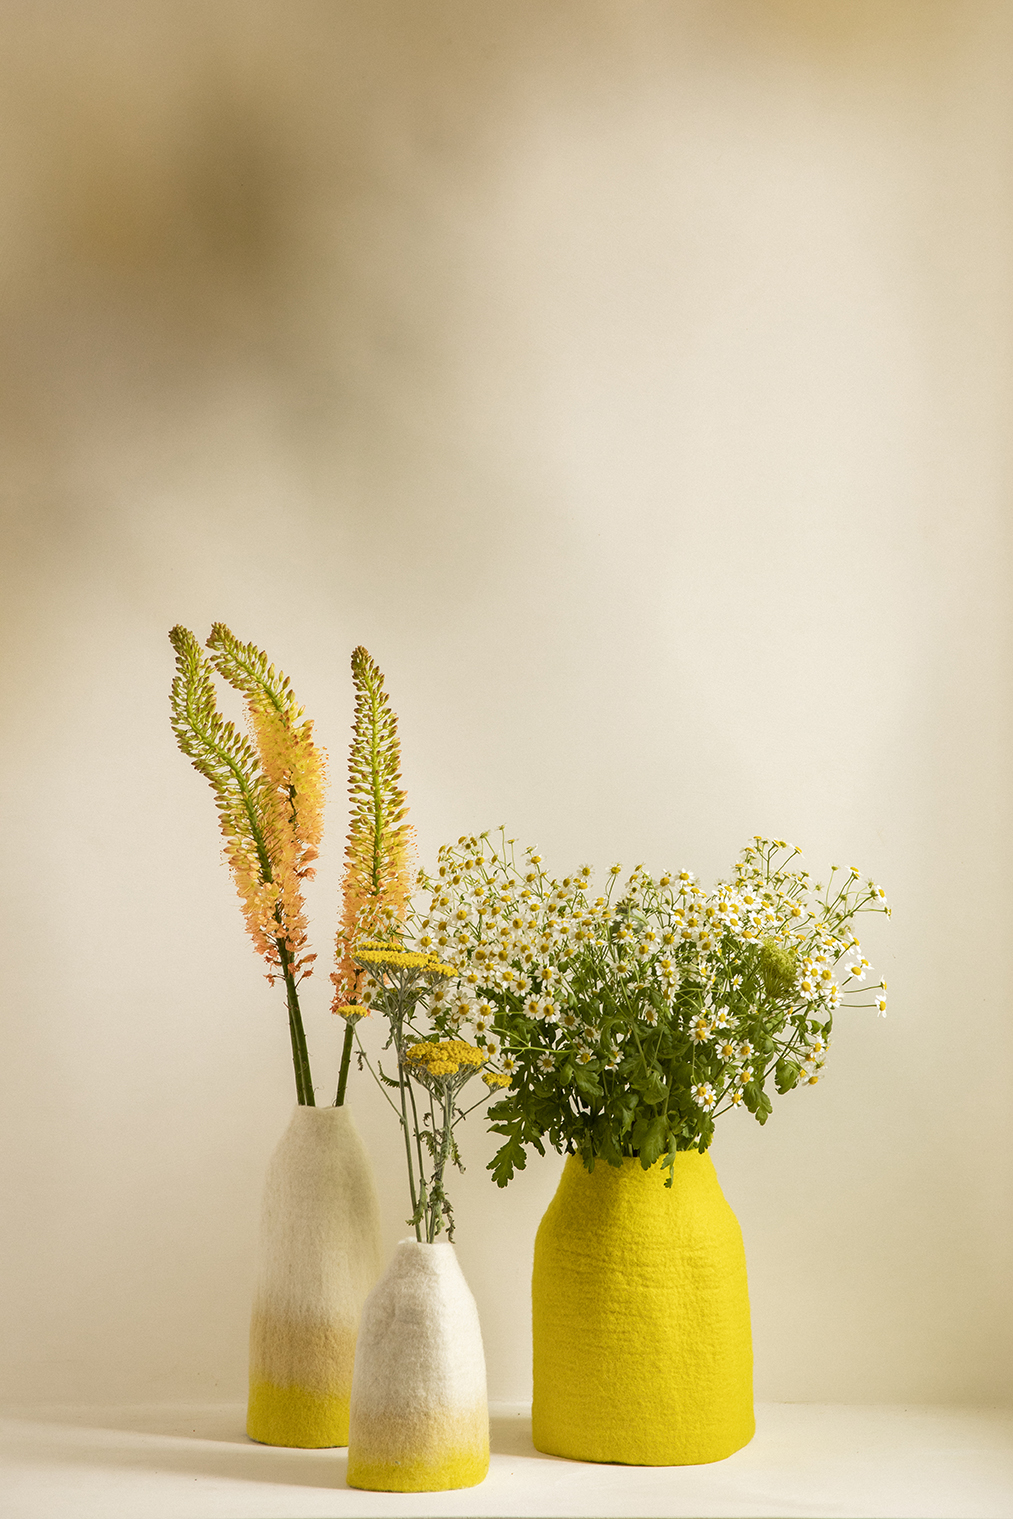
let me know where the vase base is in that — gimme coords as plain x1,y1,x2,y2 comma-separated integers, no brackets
346,1451,489,1492
532,1411,755,1467
246,1380,350,1448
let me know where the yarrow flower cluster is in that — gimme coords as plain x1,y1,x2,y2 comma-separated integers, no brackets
349,942,501,1241
406,1039,487,1080
407,831,890,1186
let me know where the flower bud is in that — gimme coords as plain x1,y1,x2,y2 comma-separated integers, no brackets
759,939,797,1001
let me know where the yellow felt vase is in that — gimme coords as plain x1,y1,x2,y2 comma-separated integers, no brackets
532,1150,754,1465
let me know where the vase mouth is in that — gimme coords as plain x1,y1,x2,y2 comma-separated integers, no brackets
290,1103,351,1118
568,1149,709,1172
396,1236,455,1249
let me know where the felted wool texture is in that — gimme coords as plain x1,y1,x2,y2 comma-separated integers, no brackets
346,1239,489,1492
532,1151,754,1466
246,1104,383,1448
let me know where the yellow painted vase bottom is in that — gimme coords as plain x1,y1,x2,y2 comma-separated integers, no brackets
346,1407,489,1492
532,1151,754,1465
246,1380,349,1449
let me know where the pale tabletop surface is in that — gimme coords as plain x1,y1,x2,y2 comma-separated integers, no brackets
1,1401,1011,1519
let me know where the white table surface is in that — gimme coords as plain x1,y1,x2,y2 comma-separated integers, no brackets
1,1401,1011,1519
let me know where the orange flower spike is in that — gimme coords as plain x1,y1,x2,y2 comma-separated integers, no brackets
331,647,415,1014
169,624,323,1106
205,624,329,978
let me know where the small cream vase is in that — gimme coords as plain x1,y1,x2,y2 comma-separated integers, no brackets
246,1104,383,1448
346,1239,490,1491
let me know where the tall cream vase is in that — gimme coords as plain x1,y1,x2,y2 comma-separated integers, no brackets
246,1104,383,1448
346,1239,490,1491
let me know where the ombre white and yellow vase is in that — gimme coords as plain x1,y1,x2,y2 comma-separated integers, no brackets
247,1104,383,1448
347,1239,490,1492
532,1150,754,1466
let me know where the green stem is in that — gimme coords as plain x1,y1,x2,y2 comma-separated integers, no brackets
335,1020,355,1106
428,1089,454,1241
407,1075,427,1235
392,1000,421,1237
279,942,314,1105
352,1030,403,1119
400,1075,421,1238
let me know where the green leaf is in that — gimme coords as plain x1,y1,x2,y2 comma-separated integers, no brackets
631,1114,667,1165
488,1133,528,1187
572,1064,601,1101
743,1081,773,1124
775,1060,800,1094
638,1069,668,1105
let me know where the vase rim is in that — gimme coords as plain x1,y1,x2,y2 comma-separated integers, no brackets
395,1236,455,1248
289,1102,352,1117
566,1149,710,1171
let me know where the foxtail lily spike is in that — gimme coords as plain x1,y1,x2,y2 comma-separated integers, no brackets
331,647,414,1033
169,624,327,1104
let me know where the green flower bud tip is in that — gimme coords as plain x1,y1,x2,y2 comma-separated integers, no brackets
759,939,798,1000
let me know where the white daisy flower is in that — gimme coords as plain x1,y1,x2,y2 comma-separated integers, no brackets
692,1081,717,1111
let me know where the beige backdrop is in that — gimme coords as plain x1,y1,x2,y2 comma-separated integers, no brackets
1,1,1010,1408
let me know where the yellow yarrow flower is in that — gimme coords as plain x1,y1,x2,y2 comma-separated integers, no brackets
354,944,455,976
334,1002,370,1021
406,1039,486,1078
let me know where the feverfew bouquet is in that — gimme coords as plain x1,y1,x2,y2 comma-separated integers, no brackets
409,832,890,1186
